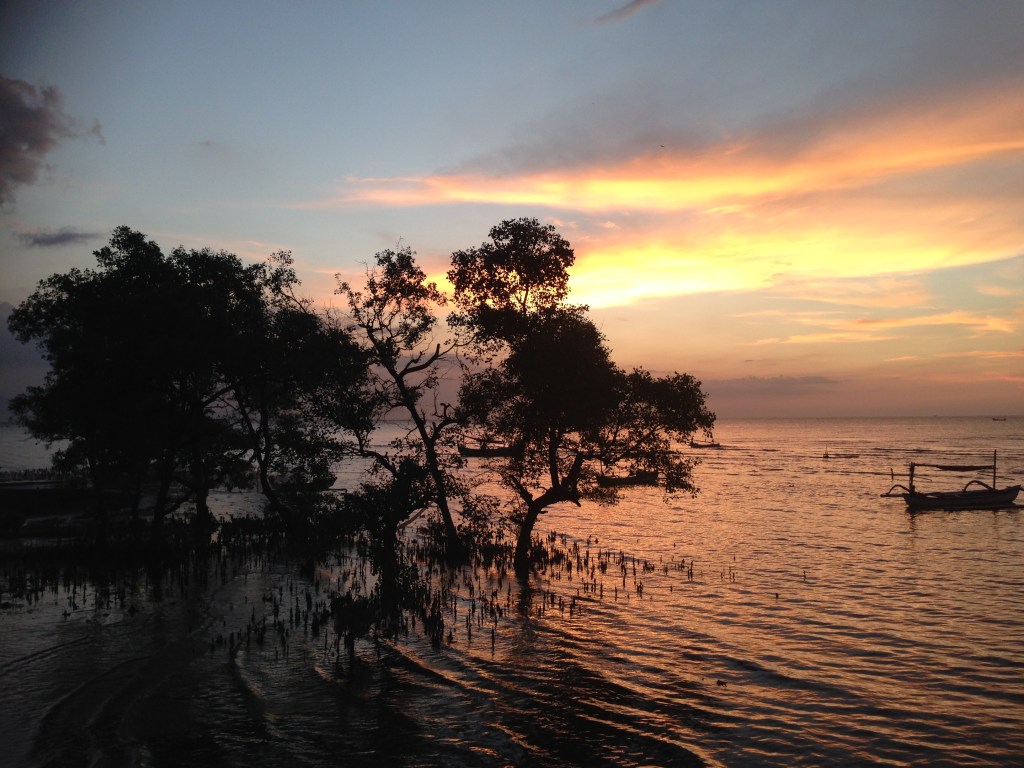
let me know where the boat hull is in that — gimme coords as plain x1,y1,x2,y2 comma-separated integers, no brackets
903,485,1020,511
458,444,523,459
597,471,658,488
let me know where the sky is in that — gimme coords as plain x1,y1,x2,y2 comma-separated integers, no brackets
1,0,1022,418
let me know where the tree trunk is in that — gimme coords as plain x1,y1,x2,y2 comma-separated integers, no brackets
252,423,298,524
257,463,286,511
512,465,582,575
514,500,545,576
193,482,213,532
424,452,461,558
191,456,215,531
150,448,177,538
238,393,294,519
397,371,462,558
376,516,404,634
86,450,109,541
152,475,170,538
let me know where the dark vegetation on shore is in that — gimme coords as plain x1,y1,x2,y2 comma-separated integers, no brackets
3,218,714,649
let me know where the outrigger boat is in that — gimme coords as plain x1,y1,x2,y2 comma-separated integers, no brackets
881,451,1020,511
596,470,658,488
457,442,524,459
689,440,722,449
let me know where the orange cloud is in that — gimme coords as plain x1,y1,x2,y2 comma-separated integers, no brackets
302,83,1024,312
747,310,1018,347
852,311,1016,335
305,81,1023,338
936,349,1024,360
310,81,1023,215
977,284,1017,297
769,277,934,309
566,224,999,308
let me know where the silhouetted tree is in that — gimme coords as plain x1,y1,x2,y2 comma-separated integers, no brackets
450,219,715,574
11,229,192,528
448,217,576,349
345,457,431,636
335,247,466,555
8,227,369,534
216,252,371,531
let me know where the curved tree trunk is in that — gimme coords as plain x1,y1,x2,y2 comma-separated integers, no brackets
514,500,545,576
423,442,461,558
256,462,288,513
245,401,300,526
193,481,214,532
513,453,584,575
393,363,462,557
190,454,215,532
85,450,110,542
376,515,405,635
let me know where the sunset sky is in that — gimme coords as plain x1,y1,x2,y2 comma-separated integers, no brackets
1,0,1021,417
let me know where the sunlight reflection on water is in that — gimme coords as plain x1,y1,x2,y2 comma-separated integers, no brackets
1,417,1022,766
507,417,1024,767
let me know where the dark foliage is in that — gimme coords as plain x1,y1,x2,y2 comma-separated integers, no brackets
336,247,466,556
8,226,371,536
450,218,715,573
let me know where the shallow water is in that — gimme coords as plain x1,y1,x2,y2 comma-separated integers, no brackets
1,417,1022,766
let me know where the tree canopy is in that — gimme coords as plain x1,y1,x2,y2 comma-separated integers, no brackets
448,217,580,347
6,219,716,659
336,247,466,555
8,220,714,579
9,226,370,533
450,218,715,573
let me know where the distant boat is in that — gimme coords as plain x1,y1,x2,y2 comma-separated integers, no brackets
458,442,524,459
881,451,1020,511
896,484,1020,511
992,417,1007,421
823,446,859,459
596,470,658,488
689,440,721,449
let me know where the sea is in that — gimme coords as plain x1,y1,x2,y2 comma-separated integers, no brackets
1,416,1022,767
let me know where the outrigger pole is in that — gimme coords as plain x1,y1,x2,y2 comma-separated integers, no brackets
907,450,998,493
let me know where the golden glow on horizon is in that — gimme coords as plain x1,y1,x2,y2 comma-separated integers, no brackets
935,349,1024,360
747,310,1016,346
300,82,1021,416
303,83,1024,319
566,228,992,309
316,84,1024,214
323,134,1023,213
567,243,752,307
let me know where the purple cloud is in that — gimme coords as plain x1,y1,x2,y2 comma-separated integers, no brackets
592,0,662,24
16,227,101,248
0,76,103,207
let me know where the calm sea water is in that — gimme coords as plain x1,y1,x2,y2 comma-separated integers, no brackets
1,417,1022,767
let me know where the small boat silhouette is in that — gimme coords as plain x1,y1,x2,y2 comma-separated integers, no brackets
881,451,1020,510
